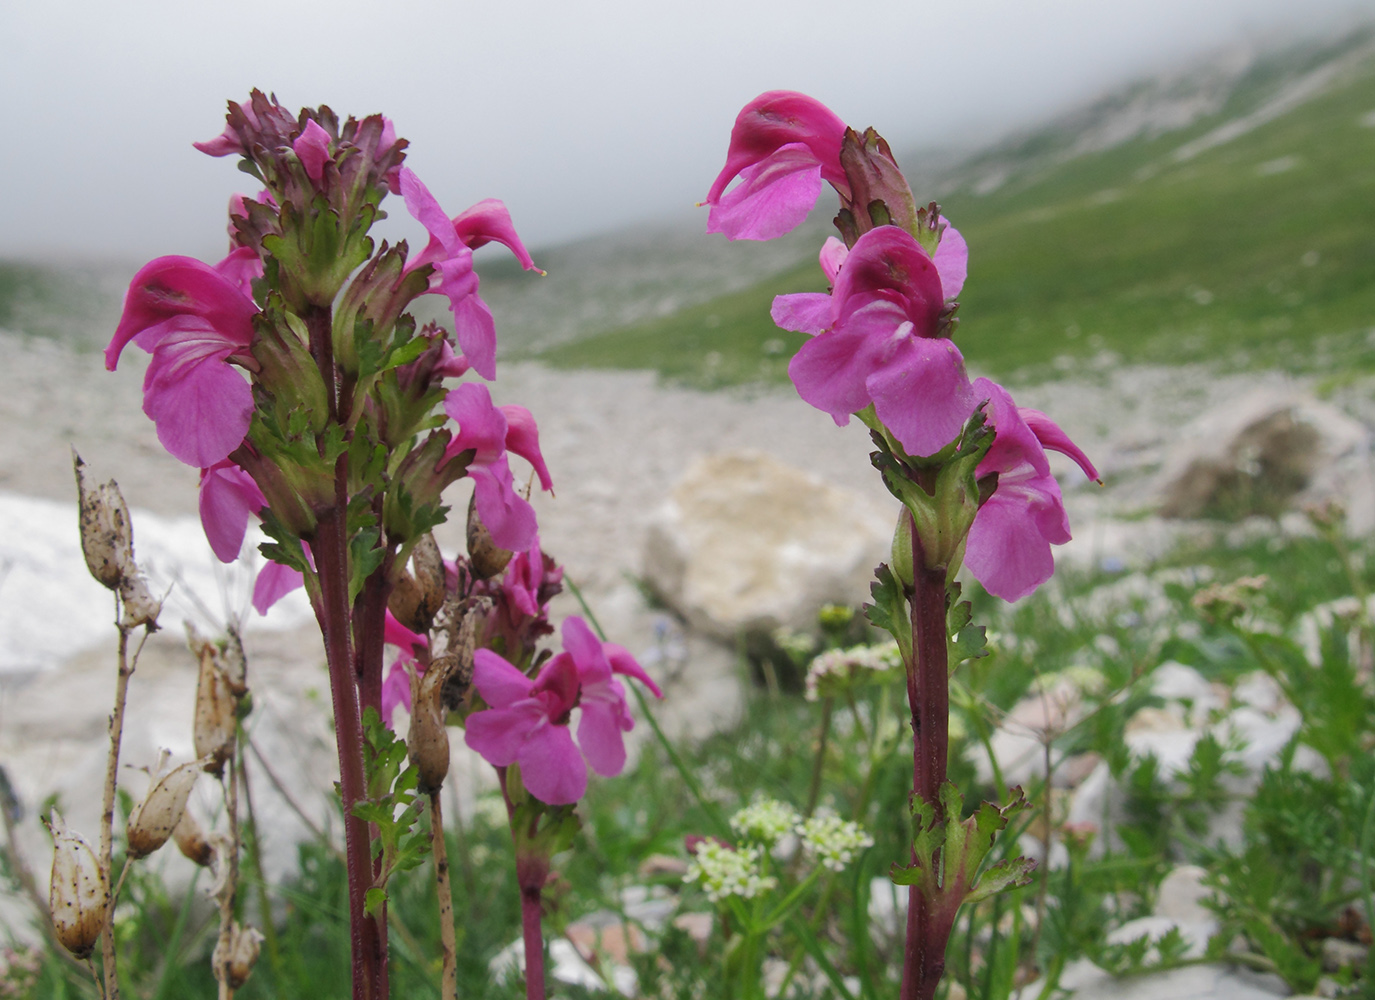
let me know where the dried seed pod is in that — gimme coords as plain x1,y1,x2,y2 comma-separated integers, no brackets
467,492,513,579
408,653,461,794
126,755,210,860
47,810,108,959
172,808,214,867
189,626,237,774
73,452,133,591
118,572,162,631
411,532,447,617
213,921,265,989
387,566,427,634
220,625,248,697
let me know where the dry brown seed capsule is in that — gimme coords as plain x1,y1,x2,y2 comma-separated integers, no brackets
47,810,108,959
73,452,133,591
411,533,447,617
214,921,265,989
408,653,462,794
188,626,237,774
118,572,162,631
171,808,215,867
387,566,427,634
220,625,248,696
126,755,210,860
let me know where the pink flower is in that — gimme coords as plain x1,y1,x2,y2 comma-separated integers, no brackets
466,649,585,804
106,253,259,468
704,91,849,240
502,537,561,619
464,616,662,805
380,611,428,727
443,383,552,552
963,379,1098,601
777,226,976,456
399,166,541,380
559,617,662,779
198,459,266,563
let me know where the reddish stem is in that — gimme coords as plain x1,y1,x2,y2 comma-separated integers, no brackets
519,885,547,1000
899,512,951,1000
305,306,388,1000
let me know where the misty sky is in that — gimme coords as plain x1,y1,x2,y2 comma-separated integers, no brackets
3,0,1373,262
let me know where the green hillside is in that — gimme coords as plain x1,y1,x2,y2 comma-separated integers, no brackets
535,32,1375,387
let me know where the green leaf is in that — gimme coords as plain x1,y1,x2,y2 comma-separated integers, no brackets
865,564,912,665
364,887,387,919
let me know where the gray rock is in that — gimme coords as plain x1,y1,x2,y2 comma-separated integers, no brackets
642,450,892,640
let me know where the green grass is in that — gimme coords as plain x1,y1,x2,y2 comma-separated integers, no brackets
534,31,1375,387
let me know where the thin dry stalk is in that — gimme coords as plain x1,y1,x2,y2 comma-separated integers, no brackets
430,791,458,1000
214,755,241,1000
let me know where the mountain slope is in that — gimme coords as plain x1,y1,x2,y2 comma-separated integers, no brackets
534,29,1375,387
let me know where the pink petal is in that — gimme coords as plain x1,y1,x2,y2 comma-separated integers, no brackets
451,198,543,273
198,460,265,563
293,119,332,182
933,224,968,300
470,460,538,553
771,292,833,335
705,91,848,205
867,337,978,457
384,610,427,660
606,644,663,699
1020,409,1100,482
214,246,263,298
577,697,629,777
399,166,462,258
561,617,609,681
818,237,848,283
141,320,254,467
434,255,496,381
787,296,908,423
501,405,553,492
472,648,536,708
465,701,545,767
964,478,1064,602
381,662,413,729
972,379,1050,480
518,722,586,805
253,560,304,615
108,255,256,371
832,227,943,336
707,143,827,241
445,382,508,464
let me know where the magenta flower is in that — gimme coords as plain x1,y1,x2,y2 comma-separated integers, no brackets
704,91,849,240
777,226,976,456
963,378,1099,601
443,383,553,552
559,616,663,779
198,459,266,563
380,611,428,727
465,616,661,805
399,166,541,380
466,649,585,804
251,542,314,615
106,254,259,468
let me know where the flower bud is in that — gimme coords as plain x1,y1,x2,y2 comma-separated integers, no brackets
73,452,133,591
127,755,209,860
47,810,107,959
467,492,513,579
172,809,215,867
189,626,237,774
213,921,265,989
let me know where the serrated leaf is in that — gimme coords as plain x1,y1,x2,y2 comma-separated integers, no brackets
962,856,1036,905
865,564,912,664
364,887,387,918
950,625,988,667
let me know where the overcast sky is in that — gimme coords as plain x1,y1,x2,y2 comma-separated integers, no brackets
3,0,1373,262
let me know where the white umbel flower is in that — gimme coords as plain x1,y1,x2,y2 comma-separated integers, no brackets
730,798,801,848
798,812,874,871
684,841,778,902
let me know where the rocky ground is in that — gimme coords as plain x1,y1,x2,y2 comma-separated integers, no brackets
3,328,1373,996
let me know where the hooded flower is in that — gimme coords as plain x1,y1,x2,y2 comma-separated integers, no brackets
106,253,259,468
465,616,661,805
777,226,976,456
704,91,849,241
963,378,1099,601
399,166,541,380
443,382,553,552
465,648,584,804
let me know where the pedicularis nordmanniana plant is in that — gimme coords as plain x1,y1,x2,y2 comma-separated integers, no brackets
99,92,659,1000
703,91,1102,1000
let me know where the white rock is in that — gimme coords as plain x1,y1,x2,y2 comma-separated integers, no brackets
1155,865,1215,924
642,450,893,639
